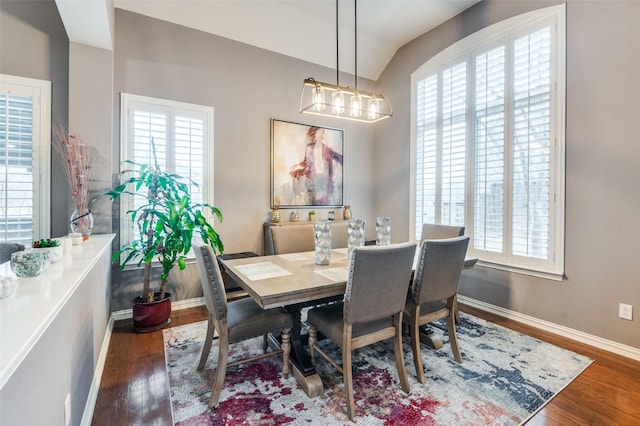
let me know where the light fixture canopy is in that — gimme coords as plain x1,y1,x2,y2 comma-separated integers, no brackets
299,0,392,123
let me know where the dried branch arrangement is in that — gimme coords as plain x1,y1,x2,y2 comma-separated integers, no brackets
53,127,95,234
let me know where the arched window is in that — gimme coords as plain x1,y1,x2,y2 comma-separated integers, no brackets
410,5,566,279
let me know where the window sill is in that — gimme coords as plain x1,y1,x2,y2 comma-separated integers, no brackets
475,260,565,282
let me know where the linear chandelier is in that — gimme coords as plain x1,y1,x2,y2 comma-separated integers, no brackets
299,0,392,123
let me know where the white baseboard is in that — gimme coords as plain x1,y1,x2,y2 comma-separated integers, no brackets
111,297,206,322
81,315,115,426
459,295,640,362
82,298,206,424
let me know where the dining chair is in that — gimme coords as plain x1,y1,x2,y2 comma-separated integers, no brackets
420,223,465,240
329,221,349,249
307,242,417,420
404,236,470,384
0,243,25,264
193,239,293,408
271,225,315,254
420,223,467,324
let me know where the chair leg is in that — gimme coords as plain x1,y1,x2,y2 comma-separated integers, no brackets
281,328,291,379
342,327,356,421
308,326,317,366
198,316,216,370
262,333,268,352
208,329,229,408
410,310,425,384
447,315,463,363
393,314,410,393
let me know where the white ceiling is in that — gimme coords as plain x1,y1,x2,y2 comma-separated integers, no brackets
57,0,480,81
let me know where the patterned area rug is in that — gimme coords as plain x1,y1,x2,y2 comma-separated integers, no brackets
163,313,592,425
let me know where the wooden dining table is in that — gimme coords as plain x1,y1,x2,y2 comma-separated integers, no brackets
221,249,349,397
220,247,477,397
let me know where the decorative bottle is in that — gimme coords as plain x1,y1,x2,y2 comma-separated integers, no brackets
343,205,352,220
271,207,281,223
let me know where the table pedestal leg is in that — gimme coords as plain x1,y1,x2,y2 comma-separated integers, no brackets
268,297,341,398
419,325,443,350
267,333,324,397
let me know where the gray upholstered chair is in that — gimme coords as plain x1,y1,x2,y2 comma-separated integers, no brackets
271,225,315,254
307,242,417,420
404,236,469,383
0,243,25,264
420,223,467,324
420,223,465,240
329,221,349,249
193,240,293,408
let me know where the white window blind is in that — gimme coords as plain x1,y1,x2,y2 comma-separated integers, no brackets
441,62,467,227
0,74,51,244
411,5,565,278
120,93,213,248
512,28,552,260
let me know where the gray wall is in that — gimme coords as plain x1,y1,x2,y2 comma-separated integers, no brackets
0,0,70,237
110,10,381,310
1,3,115,424
375,0,640,349
2,0,639,350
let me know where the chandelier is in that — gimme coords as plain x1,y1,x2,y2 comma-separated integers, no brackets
299,0,392,123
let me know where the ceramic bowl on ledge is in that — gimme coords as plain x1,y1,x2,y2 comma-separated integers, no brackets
10,251,47,278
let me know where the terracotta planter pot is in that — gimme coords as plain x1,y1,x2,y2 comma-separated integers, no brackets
132,292,172,332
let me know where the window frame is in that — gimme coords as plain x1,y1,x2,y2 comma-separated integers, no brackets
410,5,566,280
119,93,214,258
0,74,51,243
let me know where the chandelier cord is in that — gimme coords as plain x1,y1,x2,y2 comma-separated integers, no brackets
335,0,340,88
354,0,358,93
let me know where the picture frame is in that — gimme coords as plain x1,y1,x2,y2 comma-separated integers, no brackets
271,119,344,208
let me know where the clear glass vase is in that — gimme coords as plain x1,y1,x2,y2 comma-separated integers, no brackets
70,208,94,237
347,219,365,258
314,221,332,265
376,216,391,246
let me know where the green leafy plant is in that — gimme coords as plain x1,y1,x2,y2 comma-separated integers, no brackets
32,239,60,248
106,139,224,303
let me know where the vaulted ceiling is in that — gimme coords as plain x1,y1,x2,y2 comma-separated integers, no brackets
56,0,480,80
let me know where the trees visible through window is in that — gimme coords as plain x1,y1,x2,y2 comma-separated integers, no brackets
0,74,51,244
411,5,565,278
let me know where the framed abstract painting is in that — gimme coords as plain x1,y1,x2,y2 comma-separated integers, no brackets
271,119,344,208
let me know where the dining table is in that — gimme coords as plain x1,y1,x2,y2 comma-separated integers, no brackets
220,247,477,397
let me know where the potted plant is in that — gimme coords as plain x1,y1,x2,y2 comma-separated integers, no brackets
31,238,63,263
106,139,224,332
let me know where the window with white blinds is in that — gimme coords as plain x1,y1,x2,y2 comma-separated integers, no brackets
410,5,565,278
0,74,51,244
120,93,213,248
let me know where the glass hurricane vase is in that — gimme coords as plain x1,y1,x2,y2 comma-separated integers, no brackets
70,208,94,237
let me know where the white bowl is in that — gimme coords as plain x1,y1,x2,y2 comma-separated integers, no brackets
0,276,18,298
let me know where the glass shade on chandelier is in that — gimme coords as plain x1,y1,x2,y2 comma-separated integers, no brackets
300,78,392,123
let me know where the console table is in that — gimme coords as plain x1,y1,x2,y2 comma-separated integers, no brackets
0,234,114,425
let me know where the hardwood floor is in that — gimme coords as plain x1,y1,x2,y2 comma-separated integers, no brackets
92,304,640,425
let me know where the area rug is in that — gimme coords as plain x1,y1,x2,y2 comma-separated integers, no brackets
163,312,593,425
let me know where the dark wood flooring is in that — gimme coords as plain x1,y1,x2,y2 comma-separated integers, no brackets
92,304,640,425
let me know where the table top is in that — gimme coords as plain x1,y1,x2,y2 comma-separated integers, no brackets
221,247,479,310
222,249,351,309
